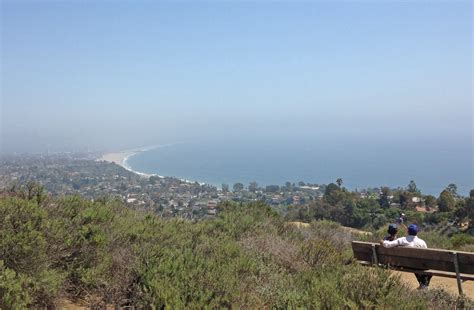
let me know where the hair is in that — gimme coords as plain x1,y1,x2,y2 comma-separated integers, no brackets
387,224,398,235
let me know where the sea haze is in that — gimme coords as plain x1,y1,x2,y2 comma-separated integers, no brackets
126,136,472,196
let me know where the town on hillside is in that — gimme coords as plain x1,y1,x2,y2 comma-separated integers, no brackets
0,153,472,233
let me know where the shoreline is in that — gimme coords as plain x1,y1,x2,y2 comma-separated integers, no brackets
97,143,204,185
97,150,161,179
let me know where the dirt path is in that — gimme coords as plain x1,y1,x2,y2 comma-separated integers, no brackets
393,271,474,300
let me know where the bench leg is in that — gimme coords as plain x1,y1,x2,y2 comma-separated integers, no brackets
453,252,464,296
371,244,378,265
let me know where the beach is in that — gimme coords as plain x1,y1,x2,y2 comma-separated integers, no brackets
98,151,156,178
98,151,134,167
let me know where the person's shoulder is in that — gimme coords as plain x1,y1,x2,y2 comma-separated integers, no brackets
415,236,428,247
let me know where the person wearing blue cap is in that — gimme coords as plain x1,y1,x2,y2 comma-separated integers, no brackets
382,224,432,288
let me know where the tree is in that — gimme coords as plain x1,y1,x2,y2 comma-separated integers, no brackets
438,190,455,212
446,183,458,198
324,183,343,205
336,178,343,188
248,181,258,192
265,185,280,193
378,187,391,208
398,191,412,208
423,195,437,209
233,183,244,192
465,192,474,224
325,183,340,196
221,184,229,193
407,180,419,194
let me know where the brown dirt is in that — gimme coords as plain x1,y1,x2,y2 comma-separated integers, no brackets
287,221,373,236
393,271,474,300
55,299,88,310
287,221,311,228
55,299,119,310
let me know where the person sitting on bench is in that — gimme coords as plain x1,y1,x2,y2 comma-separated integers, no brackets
382,224,432,289
384,223,399,241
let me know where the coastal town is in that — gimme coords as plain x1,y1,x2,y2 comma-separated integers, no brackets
0,152,331,219
1,151,464,225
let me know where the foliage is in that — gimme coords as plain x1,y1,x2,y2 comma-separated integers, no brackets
0,261,31,310
450,234,474,249
438,190,456,212
0,197,64,307
232,182,244,192
407,180,420,194
0,191,470,308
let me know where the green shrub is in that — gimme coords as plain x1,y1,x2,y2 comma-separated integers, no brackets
300,238,341,268
450,233,474,249
0,193,468,308
0,261,31,310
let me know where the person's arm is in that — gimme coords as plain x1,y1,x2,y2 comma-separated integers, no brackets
383,237,408,248
382,239,400,248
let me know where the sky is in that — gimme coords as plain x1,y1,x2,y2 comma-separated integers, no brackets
1,1,472,153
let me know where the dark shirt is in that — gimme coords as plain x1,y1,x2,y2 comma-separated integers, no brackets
384,234,396,241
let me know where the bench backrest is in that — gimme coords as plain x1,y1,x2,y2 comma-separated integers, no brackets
352,241,474,274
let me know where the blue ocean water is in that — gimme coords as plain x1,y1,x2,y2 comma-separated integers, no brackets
126,137,473,196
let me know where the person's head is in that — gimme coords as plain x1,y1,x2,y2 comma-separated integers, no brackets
387,223,398,236
408,224,419,236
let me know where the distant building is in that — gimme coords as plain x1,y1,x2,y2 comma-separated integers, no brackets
272,195,282,204
207,208,217,215
292,195,301,205
207,200,218,209
299,185,320,191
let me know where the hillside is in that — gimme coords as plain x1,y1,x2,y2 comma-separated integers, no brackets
0,190,471,309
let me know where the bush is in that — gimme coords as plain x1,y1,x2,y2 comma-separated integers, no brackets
450,233,474,249
0,261,31,310
300,238,341,268
0,197,63,307
0,193,468,308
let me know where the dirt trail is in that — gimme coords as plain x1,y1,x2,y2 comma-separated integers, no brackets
393,271,474,300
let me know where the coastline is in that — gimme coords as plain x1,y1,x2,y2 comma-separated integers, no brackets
97,150,160,179
97,144,207,186
97,143,190,181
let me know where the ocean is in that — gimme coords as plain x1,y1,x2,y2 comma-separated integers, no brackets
125,136,473,196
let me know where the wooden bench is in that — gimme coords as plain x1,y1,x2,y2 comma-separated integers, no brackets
352,241,474,295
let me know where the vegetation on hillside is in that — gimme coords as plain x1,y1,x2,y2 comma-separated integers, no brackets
286,182,474,248
0,185,472,308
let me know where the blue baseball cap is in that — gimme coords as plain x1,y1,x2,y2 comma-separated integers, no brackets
408,224,419,235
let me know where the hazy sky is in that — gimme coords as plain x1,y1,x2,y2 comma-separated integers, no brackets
1,1,472,153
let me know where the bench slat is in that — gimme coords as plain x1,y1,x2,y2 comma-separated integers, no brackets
358,261,474,281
